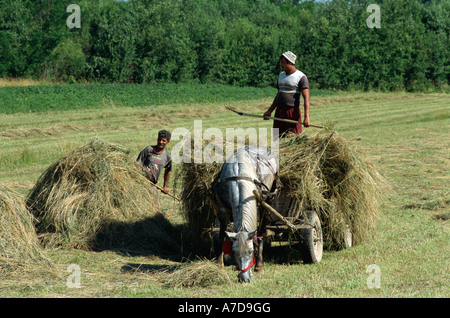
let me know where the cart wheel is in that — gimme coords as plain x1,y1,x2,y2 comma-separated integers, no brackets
299,210,323,264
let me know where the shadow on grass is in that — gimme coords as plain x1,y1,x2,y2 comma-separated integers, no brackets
93,214,318,266
263,243,305,264
121,263,180,274
93,214,184,262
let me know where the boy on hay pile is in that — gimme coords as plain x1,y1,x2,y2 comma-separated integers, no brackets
137,130,173,195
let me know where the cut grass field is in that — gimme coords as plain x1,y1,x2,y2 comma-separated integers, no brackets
0,83,448,298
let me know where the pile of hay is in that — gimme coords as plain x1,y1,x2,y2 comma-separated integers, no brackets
26,138,179,253
176,131,388,254
0,184,49,272
162,259,231,288
175,159,222,256
277,131,388,248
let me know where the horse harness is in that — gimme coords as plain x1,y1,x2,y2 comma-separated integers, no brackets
213,175,270,192
212,174,280,198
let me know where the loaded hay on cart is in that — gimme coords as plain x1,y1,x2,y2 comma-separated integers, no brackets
275,131,388,249
176,131,388,256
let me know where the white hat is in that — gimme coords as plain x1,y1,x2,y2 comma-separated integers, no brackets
282,51,296,64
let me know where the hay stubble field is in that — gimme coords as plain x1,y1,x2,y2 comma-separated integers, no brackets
0,84,448,298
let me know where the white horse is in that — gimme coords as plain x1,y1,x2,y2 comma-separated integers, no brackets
211,146,278,282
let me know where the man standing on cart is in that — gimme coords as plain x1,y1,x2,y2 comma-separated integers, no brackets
263,51,310,138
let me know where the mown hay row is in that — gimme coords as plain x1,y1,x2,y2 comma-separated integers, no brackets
161,259,231,288
0,184,49,274
26,138,180,253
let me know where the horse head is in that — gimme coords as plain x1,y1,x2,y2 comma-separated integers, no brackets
212,146,279,282
225,230,256,283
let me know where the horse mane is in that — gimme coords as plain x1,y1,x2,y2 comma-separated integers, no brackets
237,231,251,256
218,146,278,237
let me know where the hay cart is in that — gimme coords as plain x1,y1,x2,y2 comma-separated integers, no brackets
254,188,354,263
253,190,325,264
209,187,335,264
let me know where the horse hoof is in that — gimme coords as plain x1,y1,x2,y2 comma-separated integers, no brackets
255,266,265,273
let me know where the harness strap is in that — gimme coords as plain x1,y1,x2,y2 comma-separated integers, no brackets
213,176,255,184
222,239,257,273
222,240,232,255
236,252,255,273
214,176,272,193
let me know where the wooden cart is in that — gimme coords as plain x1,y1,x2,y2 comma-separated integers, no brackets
253,190,323,264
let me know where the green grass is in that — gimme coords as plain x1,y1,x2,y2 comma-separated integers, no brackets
0,83,271,114
0,86,448,298
0,82,335,114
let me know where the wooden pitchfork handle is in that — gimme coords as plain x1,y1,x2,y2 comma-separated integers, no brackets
145,178,181,201
253,190,297,232
136,165,181,201
225,106,328,129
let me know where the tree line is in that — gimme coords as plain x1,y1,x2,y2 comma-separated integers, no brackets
0,0,448,91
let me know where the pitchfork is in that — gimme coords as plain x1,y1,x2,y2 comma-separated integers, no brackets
225,106,328,129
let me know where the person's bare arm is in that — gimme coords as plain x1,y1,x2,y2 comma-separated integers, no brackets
302,88,310,127
162,170,170,194
264,94,278,119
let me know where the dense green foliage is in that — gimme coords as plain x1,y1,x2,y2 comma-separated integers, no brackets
0,0,448,90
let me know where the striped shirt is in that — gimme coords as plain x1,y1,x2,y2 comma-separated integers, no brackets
276,70,309,108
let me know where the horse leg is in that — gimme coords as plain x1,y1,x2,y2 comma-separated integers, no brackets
216,208,228,267
255,211,268,273
254,239,264,273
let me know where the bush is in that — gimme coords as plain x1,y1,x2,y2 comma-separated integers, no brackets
45,38,86,81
